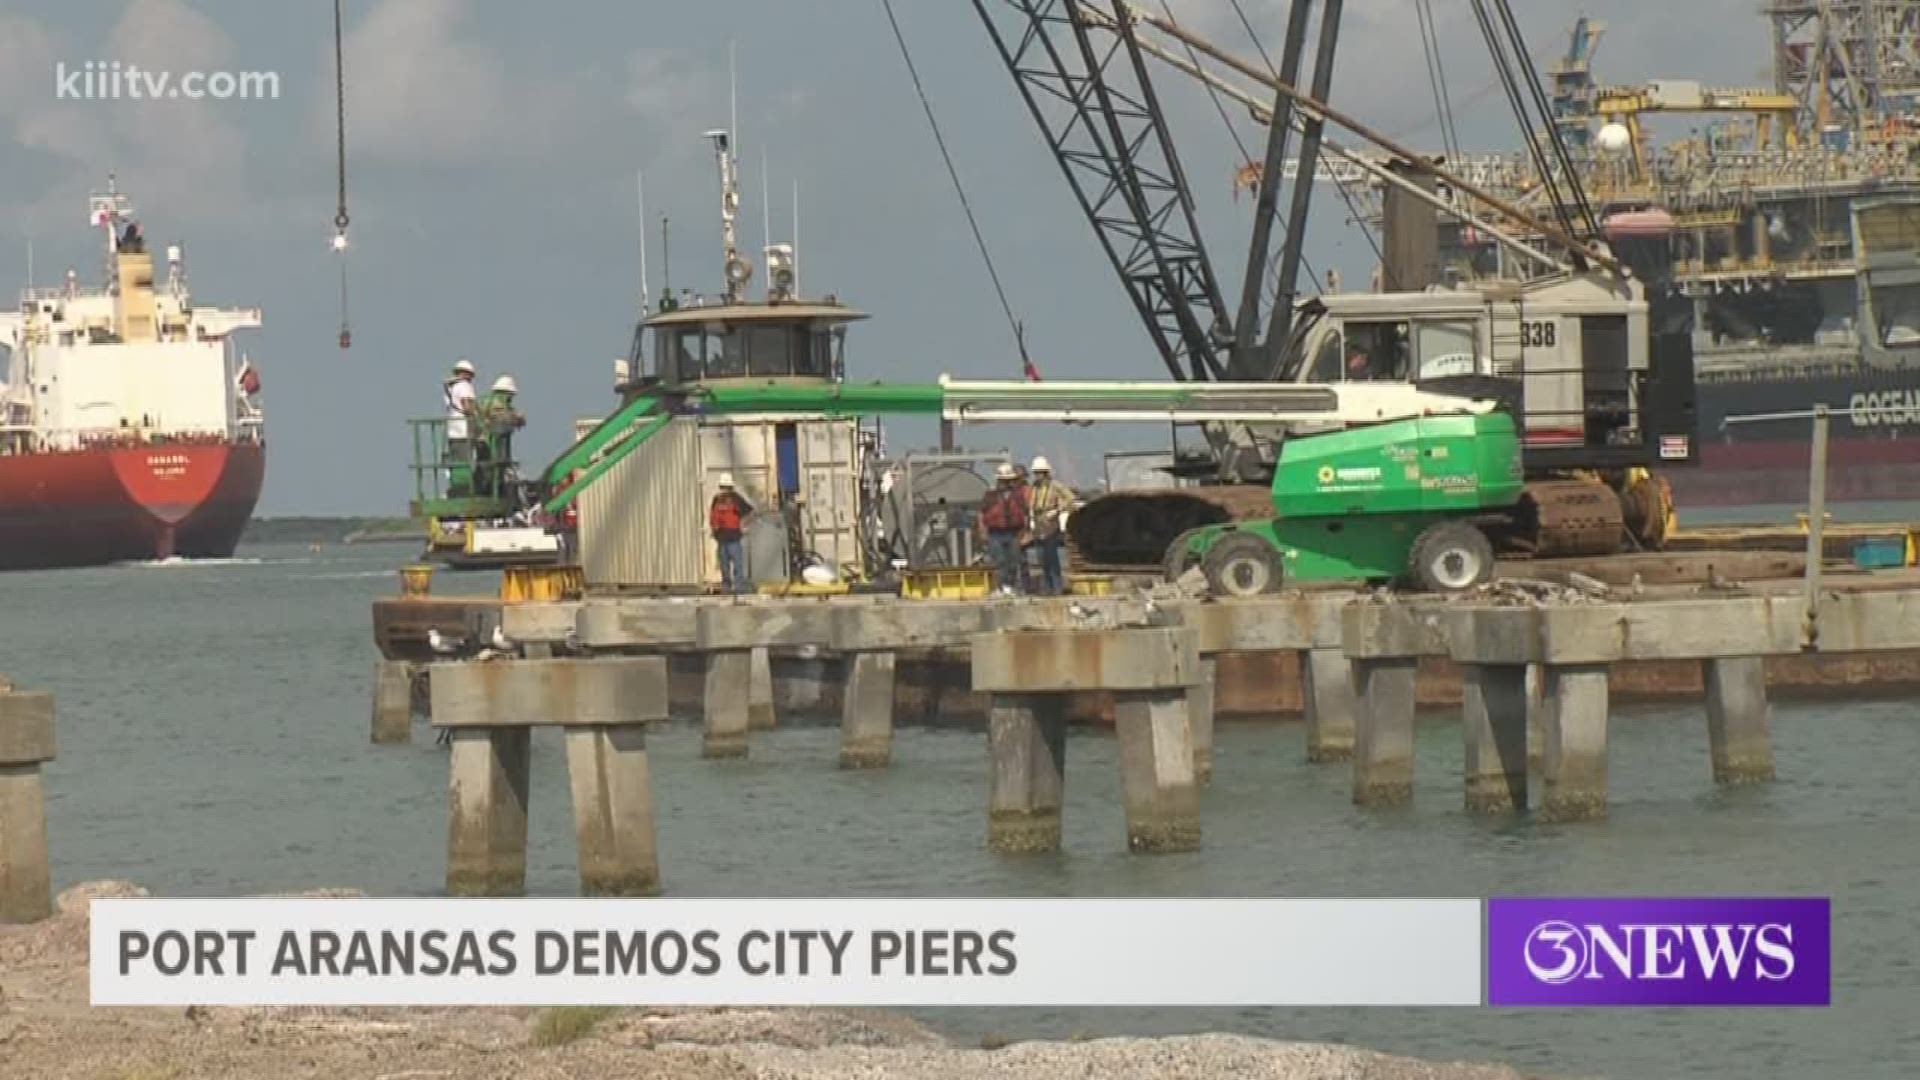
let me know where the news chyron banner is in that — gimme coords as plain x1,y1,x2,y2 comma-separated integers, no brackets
89,897,1830,1008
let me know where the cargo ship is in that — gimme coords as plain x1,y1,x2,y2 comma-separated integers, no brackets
0,178,265,570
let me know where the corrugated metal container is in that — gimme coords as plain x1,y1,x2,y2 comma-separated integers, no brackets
581,414,866,589
580,416,704,587
800,419,862,575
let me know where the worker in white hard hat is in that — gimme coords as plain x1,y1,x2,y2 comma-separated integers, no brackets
1024,455,1077,596
977,461,1032,595
475,374,526,498
709,473,756,594
442,359,480,494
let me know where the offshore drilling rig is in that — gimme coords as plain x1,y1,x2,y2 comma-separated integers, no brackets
1324,2,1920,510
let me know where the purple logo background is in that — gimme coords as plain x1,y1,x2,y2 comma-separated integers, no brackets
1486,898,1830,1006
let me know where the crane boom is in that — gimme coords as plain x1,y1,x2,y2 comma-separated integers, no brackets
970,0,1230,384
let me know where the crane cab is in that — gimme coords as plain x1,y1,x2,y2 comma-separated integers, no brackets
1277,270,1696,471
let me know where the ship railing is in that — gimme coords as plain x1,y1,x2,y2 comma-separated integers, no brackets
0,425,248,453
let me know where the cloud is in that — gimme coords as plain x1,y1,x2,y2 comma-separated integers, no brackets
337,0,711,168
624,47,715,122
1153,0,1774,148
0,0,259,231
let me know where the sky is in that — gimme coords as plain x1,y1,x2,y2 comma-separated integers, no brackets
0,0,1772,514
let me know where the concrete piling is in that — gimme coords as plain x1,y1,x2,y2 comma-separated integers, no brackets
986,693,1067,853
702,651,753,759
371,659,414,745
1189,655,1217,783
1525,663,1547,770
1705,656,1776,784
1352,658,1418,807
1303,647,1358,763
0,690,55,924
563,724,660,896
431,657,670,898
1114,691,1202,853
748,647,778,731
840,652,898,769
974,624,1201,855
445,728,531,897
1539,664,1610,821
1461,664,1530,814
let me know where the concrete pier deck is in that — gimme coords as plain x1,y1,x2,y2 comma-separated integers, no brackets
375,568,1920,896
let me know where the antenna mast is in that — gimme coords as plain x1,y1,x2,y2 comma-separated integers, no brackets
637,169,650,314
707,129,750,303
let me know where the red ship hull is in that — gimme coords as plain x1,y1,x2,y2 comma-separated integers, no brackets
0,442,264,570
1666,438,1920,508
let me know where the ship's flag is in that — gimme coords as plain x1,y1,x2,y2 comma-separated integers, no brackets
236,359,261,395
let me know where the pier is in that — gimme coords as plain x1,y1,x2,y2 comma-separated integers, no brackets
354,561,1920,899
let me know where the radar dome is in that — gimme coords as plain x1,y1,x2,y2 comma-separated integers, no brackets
1595,123,1633,156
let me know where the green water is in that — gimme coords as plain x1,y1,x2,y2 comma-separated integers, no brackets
7,542,1915,1079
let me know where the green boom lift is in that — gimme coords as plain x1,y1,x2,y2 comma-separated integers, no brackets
534,376,1523,594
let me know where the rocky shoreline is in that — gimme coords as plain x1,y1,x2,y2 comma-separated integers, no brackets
2,883,1550,1080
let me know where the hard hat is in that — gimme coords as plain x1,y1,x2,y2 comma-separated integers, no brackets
452,359,475,375
492,375,518,394
995,463,1018,481
1031,455,1052,473
718,473,736,488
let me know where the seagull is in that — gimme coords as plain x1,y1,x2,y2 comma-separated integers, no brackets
427,628,464,656
1068,601,1097,622
490,624,512,652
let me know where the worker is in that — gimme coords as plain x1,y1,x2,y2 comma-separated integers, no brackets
475,375,525,497
977,462,1031,595
709,474,755,594
1346,348,1371,380
443,359,479,494
1025,456,1076,596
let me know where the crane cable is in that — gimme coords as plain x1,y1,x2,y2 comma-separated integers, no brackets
878,0,1036,379
1414,0,1461,159
332,0,352,349
1226,0,1383,292
1489,0,1598,238
1151,0,1322,300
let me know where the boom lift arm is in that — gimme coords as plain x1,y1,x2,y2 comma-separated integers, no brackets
538,376,1495,516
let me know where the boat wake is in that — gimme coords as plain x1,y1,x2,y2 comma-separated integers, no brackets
120,556,268,569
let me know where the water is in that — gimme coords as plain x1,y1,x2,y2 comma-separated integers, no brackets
9,541,1917,1079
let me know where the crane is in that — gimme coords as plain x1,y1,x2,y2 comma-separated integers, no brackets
967,0,1697,562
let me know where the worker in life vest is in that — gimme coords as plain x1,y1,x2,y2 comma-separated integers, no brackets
709,474,755,594
443,359,479,495
977,462,1031,595
1024,456,1076,596
475,375,525,498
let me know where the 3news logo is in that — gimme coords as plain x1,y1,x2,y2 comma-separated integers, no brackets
1486,898,1830,1006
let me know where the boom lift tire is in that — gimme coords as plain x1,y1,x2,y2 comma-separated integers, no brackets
1199,531,1286,597
1162,527,1209,582
1408,521,1496,593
